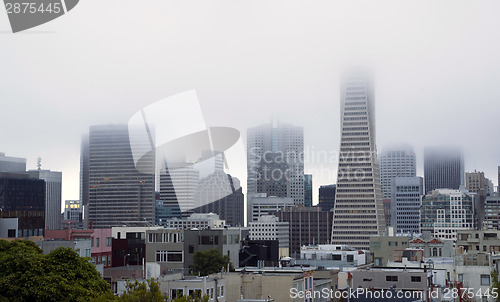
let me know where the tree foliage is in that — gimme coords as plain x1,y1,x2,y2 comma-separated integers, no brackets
189,249,233,277
492,269,500,302
119,278,166,302
0,239,113,301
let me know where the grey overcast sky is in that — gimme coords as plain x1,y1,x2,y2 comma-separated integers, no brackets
1,0,500,206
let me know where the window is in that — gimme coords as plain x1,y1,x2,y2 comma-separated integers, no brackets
189,245,194,254
106,237,112,246
481,274,490,285
96,238,100,248
156,251,183,262
458,274,463,282
91,238,94,247
432,248,438,257
170,289,183,299
411,276,421,282
220,285,224,297
386,276,398,282
117,232,121,239
107,256,111,266
332,254,342,261
347,255,354,262
102,256,106,264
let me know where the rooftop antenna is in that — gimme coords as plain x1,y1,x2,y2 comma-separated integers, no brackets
37,157,42,170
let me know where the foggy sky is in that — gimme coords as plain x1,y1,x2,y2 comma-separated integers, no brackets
1,0,500,207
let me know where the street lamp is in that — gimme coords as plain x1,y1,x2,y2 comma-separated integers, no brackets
124,253,130,270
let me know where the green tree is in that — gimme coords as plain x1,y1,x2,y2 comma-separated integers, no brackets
189,249,233,276
492,269,500,302
0,239,113,301
119,278,166,302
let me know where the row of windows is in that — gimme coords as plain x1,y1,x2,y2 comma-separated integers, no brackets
155,250,183,263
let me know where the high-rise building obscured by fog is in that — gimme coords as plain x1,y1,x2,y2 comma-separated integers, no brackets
390,176,423,234
247,122,304,205
424,146,464,194
379,144,416,199
331,69,385,250
80,125,155,229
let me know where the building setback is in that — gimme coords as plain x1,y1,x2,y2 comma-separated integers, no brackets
81,125,155,229
331,70,385,250
423,146,464,194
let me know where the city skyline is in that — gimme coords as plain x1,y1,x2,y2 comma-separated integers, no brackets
1,1,500,205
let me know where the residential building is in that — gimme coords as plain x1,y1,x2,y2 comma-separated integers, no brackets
111,225,162,267
424,146,464,194
28,169,62,230
369,227,410,267
81,124,155,229
456,229,500,253
247,193,294,223
379,144,416,199
273,205,334,257
350,268,429,297
183,228,242,270
159,273,227,302
331,70,385,250
247,122,305,205
36,239,91,258
166,213,225,230
484,196,500,230
44,228,113,267
296,244,368,268
227,267,315,302
145,228,184,271
420,189,475,240
249,215,289,257
409,233,454,258
304,174,312,207
390,176,423,233
318,184,335,211
0,172,45,237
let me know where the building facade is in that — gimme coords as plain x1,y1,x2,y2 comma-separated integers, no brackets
420,189,475,240
81,125,156,228
484,196,500,230
273,205,334,257
379,144,416,199
247,193,295,223
390,176,423,233
0,153,26,173
247,122,305,205
318,184,336,212
249,215,289,257
28,169,62,230
424,146,464,194
331,70,385,250
304,174,312,207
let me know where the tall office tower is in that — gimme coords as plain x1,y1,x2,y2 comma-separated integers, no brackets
420,189,474,240
466,171,489,229
423,146,464,194
272,206,334,257
304,174,313,206
0,153,26,172
484,196,500,230
193,171,244,227
247,122,304,205
159,164,199,219
80,125,155,229
318,184,336,211
28,169,62,230
379,144,416,199
0,172,45,237
390,177,423,234
331,70,385,250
